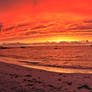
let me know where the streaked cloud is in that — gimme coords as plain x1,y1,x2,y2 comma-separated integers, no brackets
68,19,92,31
84,20,92,23
69,24,92,30
0,0,92,42
31,24,54,30
2,23,29,31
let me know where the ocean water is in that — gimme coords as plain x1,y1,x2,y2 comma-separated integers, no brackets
0,46,92,73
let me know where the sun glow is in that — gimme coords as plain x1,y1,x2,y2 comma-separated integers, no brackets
47,39,78,43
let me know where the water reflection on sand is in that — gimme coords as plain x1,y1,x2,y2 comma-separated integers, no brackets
0,56,92,74
19,61,92,74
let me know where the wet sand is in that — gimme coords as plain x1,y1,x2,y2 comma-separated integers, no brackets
0,62,92,92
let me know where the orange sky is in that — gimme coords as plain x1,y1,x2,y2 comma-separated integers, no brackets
0,0,92,43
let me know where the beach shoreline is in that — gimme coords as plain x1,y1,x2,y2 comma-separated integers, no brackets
0,62,92,92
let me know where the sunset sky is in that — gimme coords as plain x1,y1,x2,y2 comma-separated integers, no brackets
0,0,92,43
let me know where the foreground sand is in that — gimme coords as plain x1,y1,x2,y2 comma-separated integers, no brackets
0,62,92,92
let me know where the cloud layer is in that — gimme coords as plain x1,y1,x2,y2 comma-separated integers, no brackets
0,0,92,42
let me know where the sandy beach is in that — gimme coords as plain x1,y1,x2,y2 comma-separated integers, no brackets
0,62,92,92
